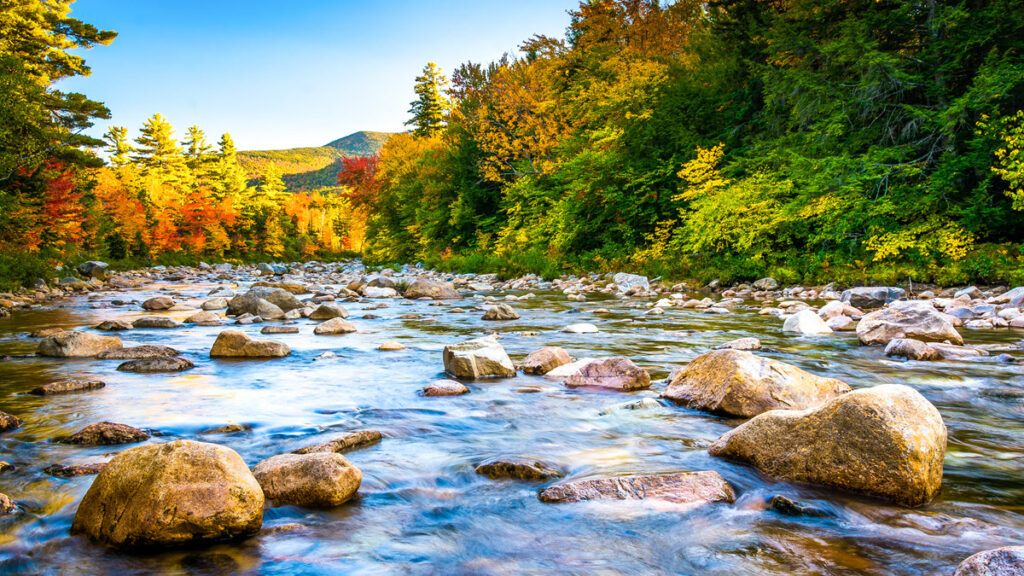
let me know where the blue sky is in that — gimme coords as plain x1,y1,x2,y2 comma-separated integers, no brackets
59,0,579,151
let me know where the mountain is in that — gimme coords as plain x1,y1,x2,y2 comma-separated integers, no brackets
237,131,392,192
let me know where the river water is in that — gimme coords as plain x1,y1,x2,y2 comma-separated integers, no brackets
0,273,1022,575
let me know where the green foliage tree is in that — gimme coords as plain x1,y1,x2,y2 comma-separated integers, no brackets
405,62,451,137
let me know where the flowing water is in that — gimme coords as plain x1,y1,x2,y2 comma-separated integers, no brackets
0,274,1023,575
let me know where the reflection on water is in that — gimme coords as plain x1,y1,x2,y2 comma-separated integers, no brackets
0,279,1022,575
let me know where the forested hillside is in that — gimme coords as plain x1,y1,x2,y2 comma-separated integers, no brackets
341,0,1024,285
237,131,391,191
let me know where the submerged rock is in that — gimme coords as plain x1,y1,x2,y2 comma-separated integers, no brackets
768,495,829,518
44,462,107,478
37,332,122,358
0,411,23,432
422,379,470,396
564,357,651,391
98,345,180,360
476,458,563,481
293,430,383,455
67,422,150,446
520,347,572,375
708,384,947,506
252,452,362,508
117,357,195,373
954,546,1024,576
539,470,735,505
209,330,290,358
442,335,515,379
71,440,264,548
857,301,963,346
662,350,850,418
30,379,105,395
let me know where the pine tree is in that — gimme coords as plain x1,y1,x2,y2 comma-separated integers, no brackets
212,133,249,201
405,62,451,137
103,126,133,168
182,125,213,178
132,114,185,174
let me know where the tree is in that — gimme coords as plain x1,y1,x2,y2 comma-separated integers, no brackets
405,62,451,137
212,133,249,201
104,126,133,168
182,125,213,178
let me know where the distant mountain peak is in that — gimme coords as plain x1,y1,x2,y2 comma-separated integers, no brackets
324,131,393,155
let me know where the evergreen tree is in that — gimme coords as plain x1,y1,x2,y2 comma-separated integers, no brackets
405,62,451,137
103,126,133,168
132,114,185,174
182,125,213,178
212,133,249,201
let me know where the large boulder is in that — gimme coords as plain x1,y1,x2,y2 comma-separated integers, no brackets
539,471,735,505
308,303,349,320
991,287,1024,308
564,357,651,391
662,350,850,418
404,278,460,300
227,294,284,320
209,330,291,358
857,301,963,346
71,440,264,548
133,316,182,329
841,286,905,309
482,304,520,321
247,287,302,311
612,273,650,293
954,546,1024,576
185,311,221,326
67,422,150,445
76,261,109,280
884,338,942,361
753,277,779,291
520,347,571,375
442,335,515,379
141,296,175,311
708,384,947,506
37,332,122,358
252,452,361,508
313,318,357,335
782,310,833,335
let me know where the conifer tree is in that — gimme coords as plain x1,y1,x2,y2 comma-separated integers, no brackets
182,125,213,178
103,126,133,168
212,133,249,201
405,62,451,137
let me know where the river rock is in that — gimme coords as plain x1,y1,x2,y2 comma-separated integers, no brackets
44,462,107,478
562,323,599,334
293,430,383,455
442,335,515,379
782,310,833,335
362,286,398,298
313,318,357,335
77,261,109,280
422,379,470,396
753,277,779,291
133,316,182,329
142,296,175,311
30,379,105,395
884,338,942,361
520,347,572,375
0,494,15,515
857,301,963,346
95,319,133,331
227,294,284,320
98,345,180,360
209,330,291,358
261,326,298,334
308,303,349,320
539,470,735,505
71,440,264,548
482,303,520,321
612,273,650,293
0,411,23,432
247,287,302,311
718,337,761,351
378,341,405,351
252,452,362,508
662,350,850,418
708,384,947,506
202,298,229,310
67,422,150,445
117,357,195,373
954,546,1024,576
404,278,460,300
841,287,905,309
476,458,563,481
185,311,221,326
37,332,122,358
564,357,651,390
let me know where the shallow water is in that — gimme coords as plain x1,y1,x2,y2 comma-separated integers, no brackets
1,275,1023,575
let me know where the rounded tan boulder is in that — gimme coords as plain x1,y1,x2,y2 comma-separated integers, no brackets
857,301,963,346
661,350,850,417
37,332,122,358
209,329,291,358
252,452,361,508
71,440,264,548
708,384,947,506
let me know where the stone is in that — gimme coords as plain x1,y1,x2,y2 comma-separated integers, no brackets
247,287,302,311
378,341,406,351
884,338,942,361
95,319,133,331
544,358,598,380
117,357,195,373
202,297,229,310
565,357,651,391
313,318,357,335
708,384,946,506
404,278,460,300
293,430,383,455
133,316,182,329
30,379,105,395
252,452,362,508
227,294,284,320
261,326,298,334
142,296,175,311
44,462,106,478
857,301,964,346
199,424,253,435
67,422,150,445
442,335,515,379
954,546,1024,576
209,330,291,358
77,261,109,280
827,315,856,331
0,411,23,432
612,273,650,293
782,310,834,335
361,286,398,298
520,347,572,375
185,311,221,326
0,493,15,515
841,287,906,309
562,323,599,334
482,303,520,321
37,331,122,358
992,287,1024,308
31,327,67,338
71,440,264,548
308,303,349,320
768,495,828,518
539,470,735,505
98,345,180,360
422,379,470,396
718,337,761,351
753,277,779,291
253,281,306,295
954,286,984,300
476,458,563,481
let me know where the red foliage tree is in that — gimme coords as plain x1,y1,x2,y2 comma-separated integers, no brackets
337,154,380,209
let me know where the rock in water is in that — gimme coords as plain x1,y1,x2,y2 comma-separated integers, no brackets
661,350,850,418
37,332,122,358
708,384,946,506
293,430,383,454
884,338,942,361
71,440,264,548
227,294,285,320
30,379,105,395
185,311,221,326
95,319,133,331
612,273,650,293
44,463,107,478
308,303,349,320
378,341,405,351
67,422,150,445
404,278,460,300
76,261,109,280
539,471,735,505
117,357,195,373
442,335,515,379
247,286,302,311
520,347,571,375
476,458,563,481
0,494,15,515
954,546,1024,576
98,345,180,360
482,303,520,321
313,318,357,335
753,277,778,291
141,296,175,311
252,452,362,508
841,287,905,309
209,330,290,358
133,317,182,329
718,338,761,351
422,379,470,396
857,301,963,346
0,411,23,432
564,357,651,391
562,323,599,334
782,310,834,335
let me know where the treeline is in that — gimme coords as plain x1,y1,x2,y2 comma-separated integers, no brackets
347,0,1024,285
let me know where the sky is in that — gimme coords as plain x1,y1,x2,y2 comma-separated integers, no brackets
59,0,579,151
